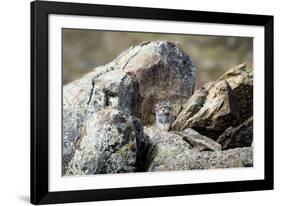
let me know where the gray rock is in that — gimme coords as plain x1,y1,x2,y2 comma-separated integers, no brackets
188,147,253,169
144,126,192,172
65,108,143,175
63,66,118,172
148,146,253,172
63,41,196,172
89,69,135,115
217,117,253,150
173,63,253,140
179,128,221,151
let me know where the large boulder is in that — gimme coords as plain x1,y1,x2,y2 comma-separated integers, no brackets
65,108,143,175
123,41,196,124
172,63,253,140
217,116,253,150
63,41,196,171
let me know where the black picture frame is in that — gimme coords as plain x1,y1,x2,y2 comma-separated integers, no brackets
31,0,274,204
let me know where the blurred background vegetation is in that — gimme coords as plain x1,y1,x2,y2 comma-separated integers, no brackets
63,29,252,89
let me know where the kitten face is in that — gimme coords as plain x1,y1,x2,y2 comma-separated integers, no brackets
155,101,172,115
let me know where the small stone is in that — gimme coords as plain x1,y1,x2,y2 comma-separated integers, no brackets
179,128,221,151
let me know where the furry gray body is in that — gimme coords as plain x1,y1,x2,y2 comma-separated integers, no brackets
155,101,174,131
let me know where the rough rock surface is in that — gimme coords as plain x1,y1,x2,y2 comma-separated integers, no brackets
65,108,143,175
218,63,253,122
123,42,195,124
144,126,192,172
179,128,221,151
63,41,195,172
188,147,253,170
148,147,253,172
217,117,253,150
173,63,253,140
173,80,239,139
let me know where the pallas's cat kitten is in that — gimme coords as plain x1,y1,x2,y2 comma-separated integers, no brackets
155,101,174,131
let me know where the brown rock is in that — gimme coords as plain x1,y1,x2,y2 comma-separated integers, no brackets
173,80,239,140
218,63,253,122
217,117,253,149
124,41,196,124
172,63,253,140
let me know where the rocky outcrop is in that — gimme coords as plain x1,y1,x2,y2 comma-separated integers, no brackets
172,63,253,140
65,108,143,175
217,117,253,150
63,41,253,175
144,127,252,172
63,41,195,173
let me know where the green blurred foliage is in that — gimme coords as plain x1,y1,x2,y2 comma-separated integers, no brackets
63,29,252,88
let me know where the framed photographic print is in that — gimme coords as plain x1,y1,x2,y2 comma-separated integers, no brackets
31,0,274,204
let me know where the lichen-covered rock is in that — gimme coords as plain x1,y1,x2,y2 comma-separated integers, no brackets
144,126,192,171
188,147,253,169
179,128,221,151
65,108,143,175
63,66,119,172
173,63,253,140
63,41,195,172
148,147,253,172
217,117,253,150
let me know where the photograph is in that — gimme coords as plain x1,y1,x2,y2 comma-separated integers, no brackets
30,1,273,204
62,29,254,176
